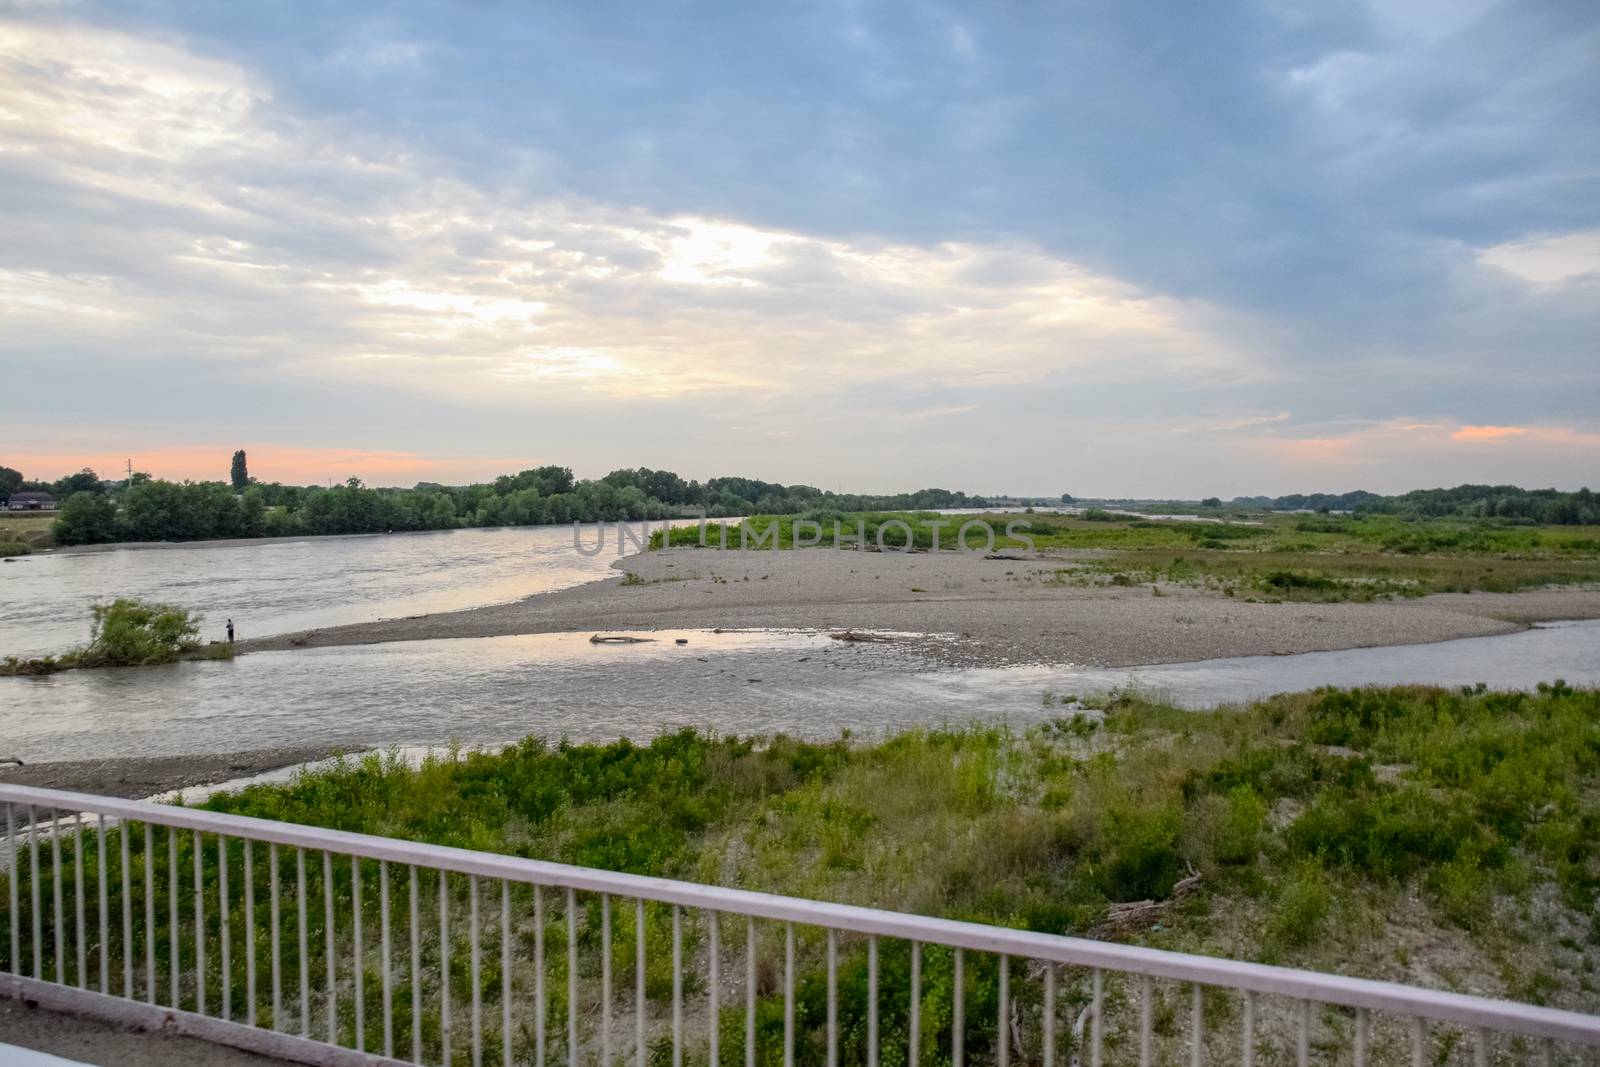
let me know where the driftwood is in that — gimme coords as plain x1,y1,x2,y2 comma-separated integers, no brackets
829,631,894,643
588,634,656,644
1094,865,1203,936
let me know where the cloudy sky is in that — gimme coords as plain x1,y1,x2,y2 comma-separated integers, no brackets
1,1,1596,496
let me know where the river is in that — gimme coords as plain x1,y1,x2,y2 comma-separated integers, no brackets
3,528,1596,764
2,618,1595,764
0,523,667,658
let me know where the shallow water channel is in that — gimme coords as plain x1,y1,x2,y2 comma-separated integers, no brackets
2,621,1594,764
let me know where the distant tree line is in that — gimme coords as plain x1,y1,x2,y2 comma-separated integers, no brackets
1232,484,1599,525
24,460,989,546
0,464,102,504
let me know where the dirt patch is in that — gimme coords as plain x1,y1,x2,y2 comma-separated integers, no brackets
0,745,359,800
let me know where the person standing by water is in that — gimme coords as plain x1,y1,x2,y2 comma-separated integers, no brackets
226,618,235,644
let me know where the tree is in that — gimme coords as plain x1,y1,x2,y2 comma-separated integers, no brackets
1200,497,1222,508
52,491,119,545
231,450,250,490
0,465,21,504
53,467,103,497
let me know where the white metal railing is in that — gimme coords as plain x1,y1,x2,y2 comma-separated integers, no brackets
1,784,1598,1066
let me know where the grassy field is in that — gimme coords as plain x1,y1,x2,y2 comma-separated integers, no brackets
655,511,1600,601
5,685,1595,1063
0,509,54,555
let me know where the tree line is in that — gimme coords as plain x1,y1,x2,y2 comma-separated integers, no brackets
19,459,988,546
1232,484,1599,525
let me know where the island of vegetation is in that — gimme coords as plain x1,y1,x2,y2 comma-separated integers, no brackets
0,598,230,676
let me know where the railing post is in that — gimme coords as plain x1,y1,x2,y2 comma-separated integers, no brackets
193,829,205,1013
909,941,921,1067
324,851,336,1047
96,817,108,995
243,837,254,1023
535,884,546,1067
469,874,481,1067
298,849,309,1037
709,909,720,1067
269,843,280,1030
500,879,511,1067
381,859,393,1057
997,954,1009,1067
440,870,452,1065
672,903,683,1067
219,836,230,1020
5,803,16,978
951,947,963,1067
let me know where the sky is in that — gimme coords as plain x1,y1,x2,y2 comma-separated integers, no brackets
0,1,1596,497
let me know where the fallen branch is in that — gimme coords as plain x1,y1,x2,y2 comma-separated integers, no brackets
1094,865,1203,936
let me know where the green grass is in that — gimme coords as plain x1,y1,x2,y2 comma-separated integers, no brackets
652,511,1600,601
0,510,55,552
5,684,1595,1062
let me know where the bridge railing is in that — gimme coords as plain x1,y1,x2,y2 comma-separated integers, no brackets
2,784,1597,1066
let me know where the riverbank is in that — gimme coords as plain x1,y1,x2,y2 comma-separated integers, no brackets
0,745,360,799
241,548,1600,668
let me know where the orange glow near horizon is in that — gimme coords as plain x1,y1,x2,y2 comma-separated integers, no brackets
0,446,538,487
1449,425,1531,442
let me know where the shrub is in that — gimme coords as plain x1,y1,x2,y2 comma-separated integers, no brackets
1212,785,1269,865
1261,570,1339,593
1099,804,1184,901
1265,862,1332,951
80,598,203,666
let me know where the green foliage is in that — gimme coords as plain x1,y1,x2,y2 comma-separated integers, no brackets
82,597,204,666
230,449,249,490
52,466,103,497
1,597,221,673
51,490,118,545
0,464,21,503
1264,862,1332,953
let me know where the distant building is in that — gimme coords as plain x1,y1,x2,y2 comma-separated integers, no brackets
6,491,55,511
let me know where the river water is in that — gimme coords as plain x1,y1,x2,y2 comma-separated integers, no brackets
1,619,1595,764
2,527,1595,763
0,523,668,658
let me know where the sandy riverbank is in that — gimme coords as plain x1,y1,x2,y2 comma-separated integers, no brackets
0,745,360,799
240,549,1600,668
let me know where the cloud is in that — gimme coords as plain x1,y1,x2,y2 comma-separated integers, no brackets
1450,425,1530,442
0,17,1264,412
0,5,1596,495
1479,230,1600,286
